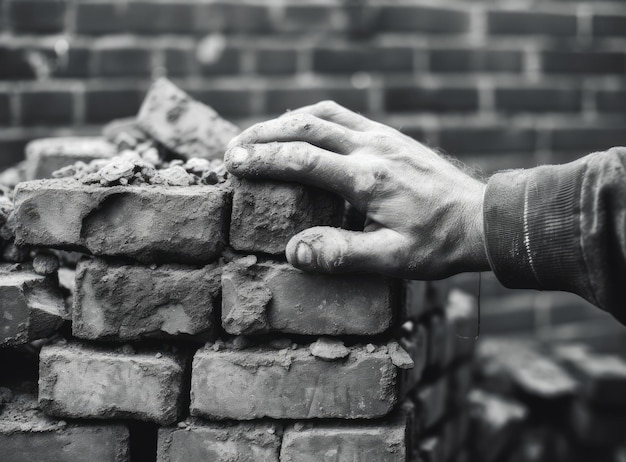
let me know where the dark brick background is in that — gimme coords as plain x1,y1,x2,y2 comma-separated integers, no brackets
0,0,624,173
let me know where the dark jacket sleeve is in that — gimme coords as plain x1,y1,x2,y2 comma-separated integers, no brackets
483,147,626,325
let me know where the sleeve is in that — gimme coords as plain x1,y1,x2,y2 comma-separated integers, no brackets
482,147,626,325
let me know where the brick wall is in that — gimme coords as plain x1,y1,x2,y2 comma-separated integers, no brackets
0,0,625,171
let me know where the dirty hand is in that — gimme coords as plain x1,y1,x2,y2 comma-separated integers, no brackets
225,101,490,279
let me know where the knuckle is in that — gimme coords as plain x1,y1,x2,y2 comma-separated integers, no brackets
286,113,317,135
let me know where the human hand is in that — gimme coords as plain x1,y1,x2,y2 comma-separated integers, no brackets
225,101,489,279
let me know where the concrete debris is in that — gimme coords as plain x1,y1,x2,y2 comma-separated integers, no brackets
309,338,350,361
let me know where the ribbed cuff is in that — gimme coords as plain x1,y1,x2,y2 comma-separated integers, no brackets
483,161,588,293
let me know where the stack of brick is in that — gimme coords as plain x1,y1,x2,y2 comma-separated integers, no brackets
469,338,626,461
1,79,477,461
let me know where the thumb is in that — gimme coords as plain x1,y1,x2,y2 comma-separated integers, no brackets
285,226,405,275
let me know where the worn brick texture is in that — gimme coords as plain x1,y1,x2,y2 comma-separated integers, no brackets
0,0,623,173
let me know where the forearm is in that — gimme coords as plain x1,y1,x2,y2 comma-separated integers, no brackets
483,147,626,324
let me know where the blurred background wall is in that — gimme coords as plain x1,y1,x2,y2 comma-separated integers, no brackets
0,0,625,343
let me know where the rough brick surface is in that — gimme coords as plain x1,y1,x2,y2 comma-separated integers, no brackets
157,421,281,462
221,258,397,335
24,137,116,180
0,266,66,347
14,179,230,264
39,343,186,424
190,344,401,420
137,78,240,160
73,258,221,341
0,393,130,462
229,177,343,255
280,406,412,462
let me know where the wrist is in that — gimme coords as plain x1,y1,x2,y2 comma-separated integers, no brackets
460,181,490,273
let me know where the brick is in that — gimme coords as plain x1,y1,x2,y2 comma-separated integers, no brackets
138,78,240,160
385,86,478,113
75,2,125,35
164,47,195,76
414,378,448,431
541,50,626,75
554,346,626,406
96,46,152,77
0,91,10,125
595,89,626,113
187,88,254,119
378,6,469,34
197,46,241,76
265,88,368,114
0,393,130,462
221,258,397,335
157,421,281,462
73,258,221,341
20,90,74,126
102,117,149,146
0,265,65,347
477,339,578,401
39,342,186,424
85,88,144,124
24,136,116,180
280,5,337,33
417,436,444,462
468,390,527,462
488,11,577,36
49,46,92,78
190,344,402,420
402,280,429,320
280,405,413,462
0,47,36,80
570,399,626,446
480,293,537,334
550,126,626,154
439,127,536,154
445,290,478,361
425,314,451,372
593,14,626,37
495,87,582,113
448,363,473,410
0,137,28,168
14,179,230,264
229,177,343,255
193,3,272,34
313,47,413,74
126,2,194,34
256,48,298,75
8,0,66,34
430,49,523,73
398,324,428,393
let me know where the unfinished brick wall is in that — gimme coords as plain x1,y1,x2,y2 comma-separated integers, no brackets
0,0,625,172
0,80,478,461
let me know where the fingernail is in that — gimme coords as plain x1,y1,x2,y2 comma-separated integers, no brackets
296,242,312,266
226,147,248,168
